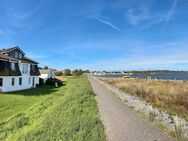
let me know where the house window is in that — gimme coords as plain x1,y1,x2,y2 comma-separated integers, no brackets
11,63,16,71
15,52,18,58
22,64,29,74
31,65,36,72
0,78,3,86
19,78,22,85
19,53,23,59
12,78,15,86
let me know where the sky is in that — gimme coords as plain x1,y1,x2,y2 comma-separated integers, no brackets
0,0,188,71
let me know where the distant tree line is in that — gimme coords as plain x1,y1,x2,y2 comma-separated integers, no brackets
91,70,187,75
55,69,90,76
123,70,185,75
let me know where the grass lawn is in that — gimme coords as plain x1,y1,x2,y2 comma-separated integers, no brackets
0,75,106,141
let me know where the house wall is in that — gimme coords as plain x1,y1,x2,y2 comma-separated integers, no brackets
40,70,55,82
48,71,55,78
0,76,39,92
40,74,48,82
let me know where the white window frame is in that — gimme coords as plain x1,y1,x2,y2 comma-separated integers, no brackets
22,63,29,74
11,62,16,71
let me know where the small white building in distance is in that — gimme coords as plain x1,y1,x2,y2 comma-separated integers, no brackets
39,68,55,82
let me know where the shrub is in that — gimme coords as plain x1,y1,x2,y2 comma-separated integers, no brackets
55,71,63,76
46,78,63,86
72,69,83,76
39,78,44,86
63,69,71,76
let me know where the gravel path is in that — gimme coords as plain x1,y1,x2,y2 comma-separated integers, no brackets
88,75,173,141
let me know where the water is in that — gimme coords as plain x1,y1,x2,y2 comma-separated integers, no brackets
96,72,188,81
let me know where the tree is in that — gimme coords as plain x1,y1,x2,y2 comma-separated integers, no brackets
83,69,90,73
56,71,63,76
63,69,71,76
43,66,48,70
72,69,83,76
72,69,79,76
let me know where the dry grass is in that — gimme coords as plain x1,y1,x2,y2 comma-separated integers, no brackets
99,78,188,120
174,124,188,141
55,76,67,81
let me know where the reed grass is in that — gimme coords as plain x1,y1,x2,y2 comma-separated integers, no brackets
174,124,188,141
99,78,188,121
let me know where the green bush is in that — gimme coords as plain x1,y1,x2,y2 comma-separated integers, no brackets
63,69,71,76
55,71,63,76
39,78,44,86
72,69,83,76
46,78,63,86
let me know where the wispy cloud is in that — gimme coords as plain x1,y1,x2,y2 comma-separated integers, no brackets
0,1,44,35
162,0,178,30
66,38,188,70
126,5,166,28
92,17,120,31
124,0,179,29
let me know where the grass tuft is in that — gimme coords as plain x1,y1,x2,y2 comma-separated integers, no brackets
174,124,188,141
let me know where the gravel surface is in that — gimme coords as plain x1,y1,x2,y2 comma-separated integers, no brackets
88,75,174,141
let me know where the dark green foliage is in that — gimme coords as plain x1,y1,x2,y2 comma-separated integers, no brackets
63,69,71,76
55,71,63,76
46,78,63,86
83,69,90,73
43,66,48,70
39,78,44,86
72,69,83,76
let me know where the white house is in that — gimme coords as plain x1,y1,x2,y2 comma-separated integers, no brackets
39,68,55,82
0,46,40,92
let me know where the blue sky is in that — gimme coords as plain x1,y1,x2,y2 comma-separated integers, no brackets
0,0,188,71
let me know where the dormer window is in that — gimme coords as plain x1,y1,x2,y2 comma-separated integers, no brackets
19,53,23,59
0,47,25,59
15,52,18,58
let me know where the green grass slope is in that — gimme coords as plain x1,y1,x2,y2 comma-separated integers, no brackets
0,75,106,141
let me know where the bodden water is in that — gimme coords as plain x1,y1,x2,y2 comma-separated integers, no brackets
96,72,188,81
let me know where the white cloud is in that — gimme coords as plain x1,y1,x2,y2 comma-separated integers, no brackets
94,17,120,31
162,0,178,30
74,39,188,70
126,8,166,28
88,16,120,31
